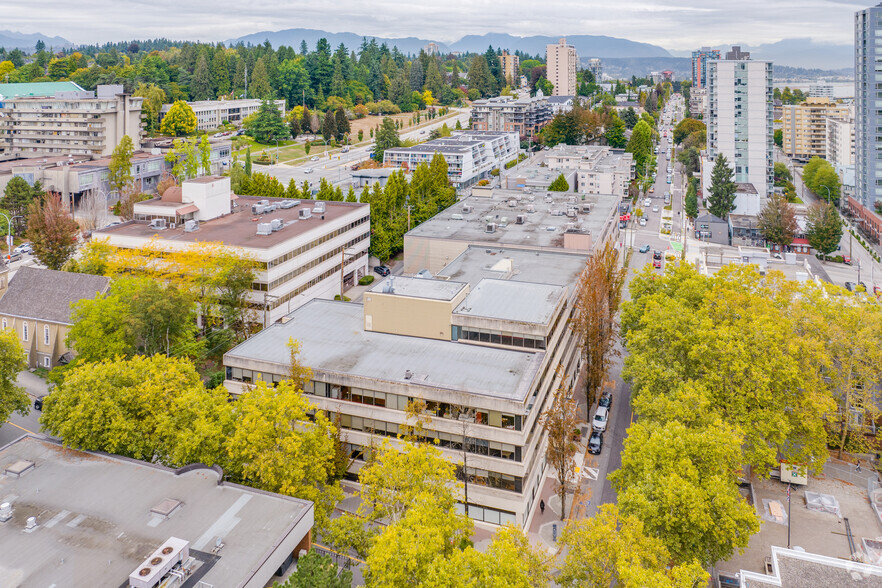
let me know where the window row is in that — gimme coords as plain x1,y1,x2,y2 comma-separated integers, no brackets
265,215,369,269
454,326,546,350
253,231,369,291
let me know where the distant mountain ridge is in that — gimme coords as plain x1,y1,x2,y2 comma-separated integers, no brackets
0,30,73,52
226,28,670,58
671,38,853,71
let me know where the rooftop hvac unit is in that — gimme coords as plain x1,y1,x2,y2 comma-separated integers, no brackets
451,213,463,220
299,208,312,219
149,218,166,230
546,225,556,231
485,222,497,233
545,195,553,203
528,194,535,202
499,216,509,227
313,201,326,214
257,223,273,235
516,214,525,224
252,204,265,215
462,205,473,213
568,195,576,203
169,222,176,229
183,220,198,232
264,204,277,213
270,218,283,231
280,199,298,209
581,203,591,213
566,208,577,218
566,222,576,232
129,537,190,588
258,199,270,206
526,204,535,213
508,199,517,207
551,209,562,217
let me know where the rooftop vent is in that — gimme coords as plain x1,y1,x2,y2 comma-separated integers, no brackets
451,213,463,220
183,220,198,232
566,208,577,218
499,217,509,227
545,195,553,203
280,199,298,209
526,204,535,213
485,222,497,233
313,201,326,214
516,214,525,225
404,370,413,380
271,218,284,231
0,502,12,523
551,209,562,217
546,226,556,231
299,208,312,219
568,195,576,203
26,516,36,529
251,204,265,215
256,223,273,235
462,204,473,213
528,194,535,202
264,203,277,213
4,460,34,478
581,203,591,213
129,537,190,588
150,498,182,518
258,199,270,207
508,199,517,207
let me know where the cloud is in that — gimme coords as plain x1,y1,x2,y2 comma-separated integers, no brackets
1,0,858,50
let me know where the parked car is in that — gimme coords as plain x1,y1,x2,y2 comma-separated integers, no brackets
666,177,672,184
342,147,349,153
643,198,652,207
13,243,31,255
639,244,650,253
34,394,48,411
303,167,314,174
639,217,647,226
588,430,603,455
599,390,613,409
310,155,319,161
6,251,21,263
845,281,856,292
653,257,662,269
374,265,391,276
653,250,662,260
592,406,609,432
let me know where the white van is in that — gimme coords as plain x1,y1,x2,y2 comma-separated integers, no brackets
592,406,609,432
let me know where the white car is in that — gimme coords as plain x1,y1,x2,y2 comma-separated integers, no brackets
303,167,314,174
13,243,31,255
644,198,652,207
639,217,647,226
310,155,319,161
593,406,609,432
652,205,659,212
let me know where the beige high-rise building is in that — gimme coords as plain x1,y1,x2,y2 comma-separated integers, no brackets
782,97,850,162
546,38,578,96
0,84,142,162
499,51,520,87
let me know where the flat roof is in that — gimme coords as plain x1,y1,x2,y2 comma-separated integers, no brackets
455,279,564,325
224,300,543,402
406,189,618,250
94,196,368,250
0,81,84,98
436,246,587,290
0,435,312,588
0,154,92,175
370,275,468,301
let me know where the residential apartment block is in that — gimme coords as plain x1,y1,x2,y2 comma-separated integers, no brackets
499,51,520,87
809,81,836,99
691,47,721,89
587,58,602,82
543,144,635,198
0,84,142,162
224,245,590,528
0,267,110,368
826,111,856,195
159,99,286,131
706,47,774,197
469,94,552,138
383,131,519,189
546,38,578,97
94,176,370,326
782,97,850,162
689,88,708,119
855,4,882,213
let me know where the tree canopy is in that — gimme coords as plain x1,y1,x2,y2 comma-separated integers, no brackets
26,193,80,270
757,193,798,250
0,329,28,425
707,155,736,219
159,100,197,136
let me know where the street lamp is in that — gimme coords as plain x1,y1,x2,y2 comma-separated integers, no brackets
0,213,23,262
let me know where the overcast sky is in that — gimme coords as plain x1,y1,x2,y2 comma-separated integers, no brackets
1,0,865,50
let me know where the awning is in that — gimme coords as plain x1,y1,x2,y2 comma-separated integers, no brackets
176,204,199,215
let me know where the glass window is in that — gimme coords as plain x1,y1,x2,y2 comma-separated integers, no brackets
314,381,327,397
22,323,28,342
44,325,50,345
374,391,386,408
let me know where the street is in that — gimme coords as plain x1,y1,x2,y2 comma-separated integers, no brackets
0,371,49,447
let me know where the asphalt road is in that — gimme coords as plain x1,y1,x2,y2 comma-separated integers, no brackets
0,371,49,448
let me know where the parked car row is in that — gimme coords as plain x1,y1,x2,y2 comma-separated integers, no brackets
589,389,614,455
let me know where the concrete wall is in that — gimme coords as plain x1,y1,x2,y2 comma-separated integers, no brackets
364,287,468,340
403,235,470,274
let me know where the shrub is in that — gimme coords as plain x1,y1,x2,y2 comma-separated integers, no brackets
358,275,375,286
490,168,500,177
477,179,490,186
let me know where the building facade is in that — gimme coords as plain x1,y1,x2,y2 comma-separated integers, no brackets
809,81,835,99
499,51,520,87
544,144,634,198
855,5,882,211
383,131,519,189
0,85,143,162
587,58,602,82
159,99,286,131
826,112,856,195
782,97,850,162
546,38,578,97
706,48,774,196
692,47,721,89
469,94,552,138
94,177,371,326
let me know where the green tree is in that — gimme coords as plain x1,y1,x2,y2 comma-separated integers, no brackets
684,177,699,219
707,155,736,219
190,53,213,101
335,108,350,141
274,549,352,588
374,117,401,161
133,83,167,134
673,118,706,144
541,374,580,520
559,504,708,588
548,174,570,192
2,176,41,234
677,146,700,177
249,57,273,99
774,129,783,148
26,193,80,270
605,115,627,148
41,355,232,466
805,200,843,257
159,100,197,136
245,146,252,176
322,109,337,142
108,135,134,194
757,193,797,251
773,162,792,187
67,277,202,362
626,120,653,180
536,77,554,96
621,107,639,129
225,380,343,530
0,329,28,425
246,100,289,143
288,115,301,141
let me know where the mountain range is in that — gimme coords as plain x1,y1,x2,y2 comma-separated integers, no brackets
670,38,853,71
0,30,73,52
225,29,671,59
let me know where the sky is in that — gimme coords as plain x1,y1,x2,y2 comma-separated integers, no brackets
0,0,866,50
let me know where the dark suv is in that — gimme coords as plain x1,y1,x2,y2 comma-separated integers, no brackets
653,250,662,260
599,391,613,409
588,430,603,455
373,265,391,277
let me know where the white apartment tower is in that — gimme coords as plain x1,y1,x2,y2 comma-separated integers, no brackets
546,38,578,97
706,46,774,197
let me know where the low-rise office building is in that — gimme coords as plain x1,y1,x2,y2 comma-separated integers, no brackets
782,97,850,162
94,176,370,326
0,434,314,588
384,131,519,189
403,187,619,274
224,245,589,528
159,99,286,131
542,144,634,198
0,267,109,369
0,84,142,162
469,95,553,138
